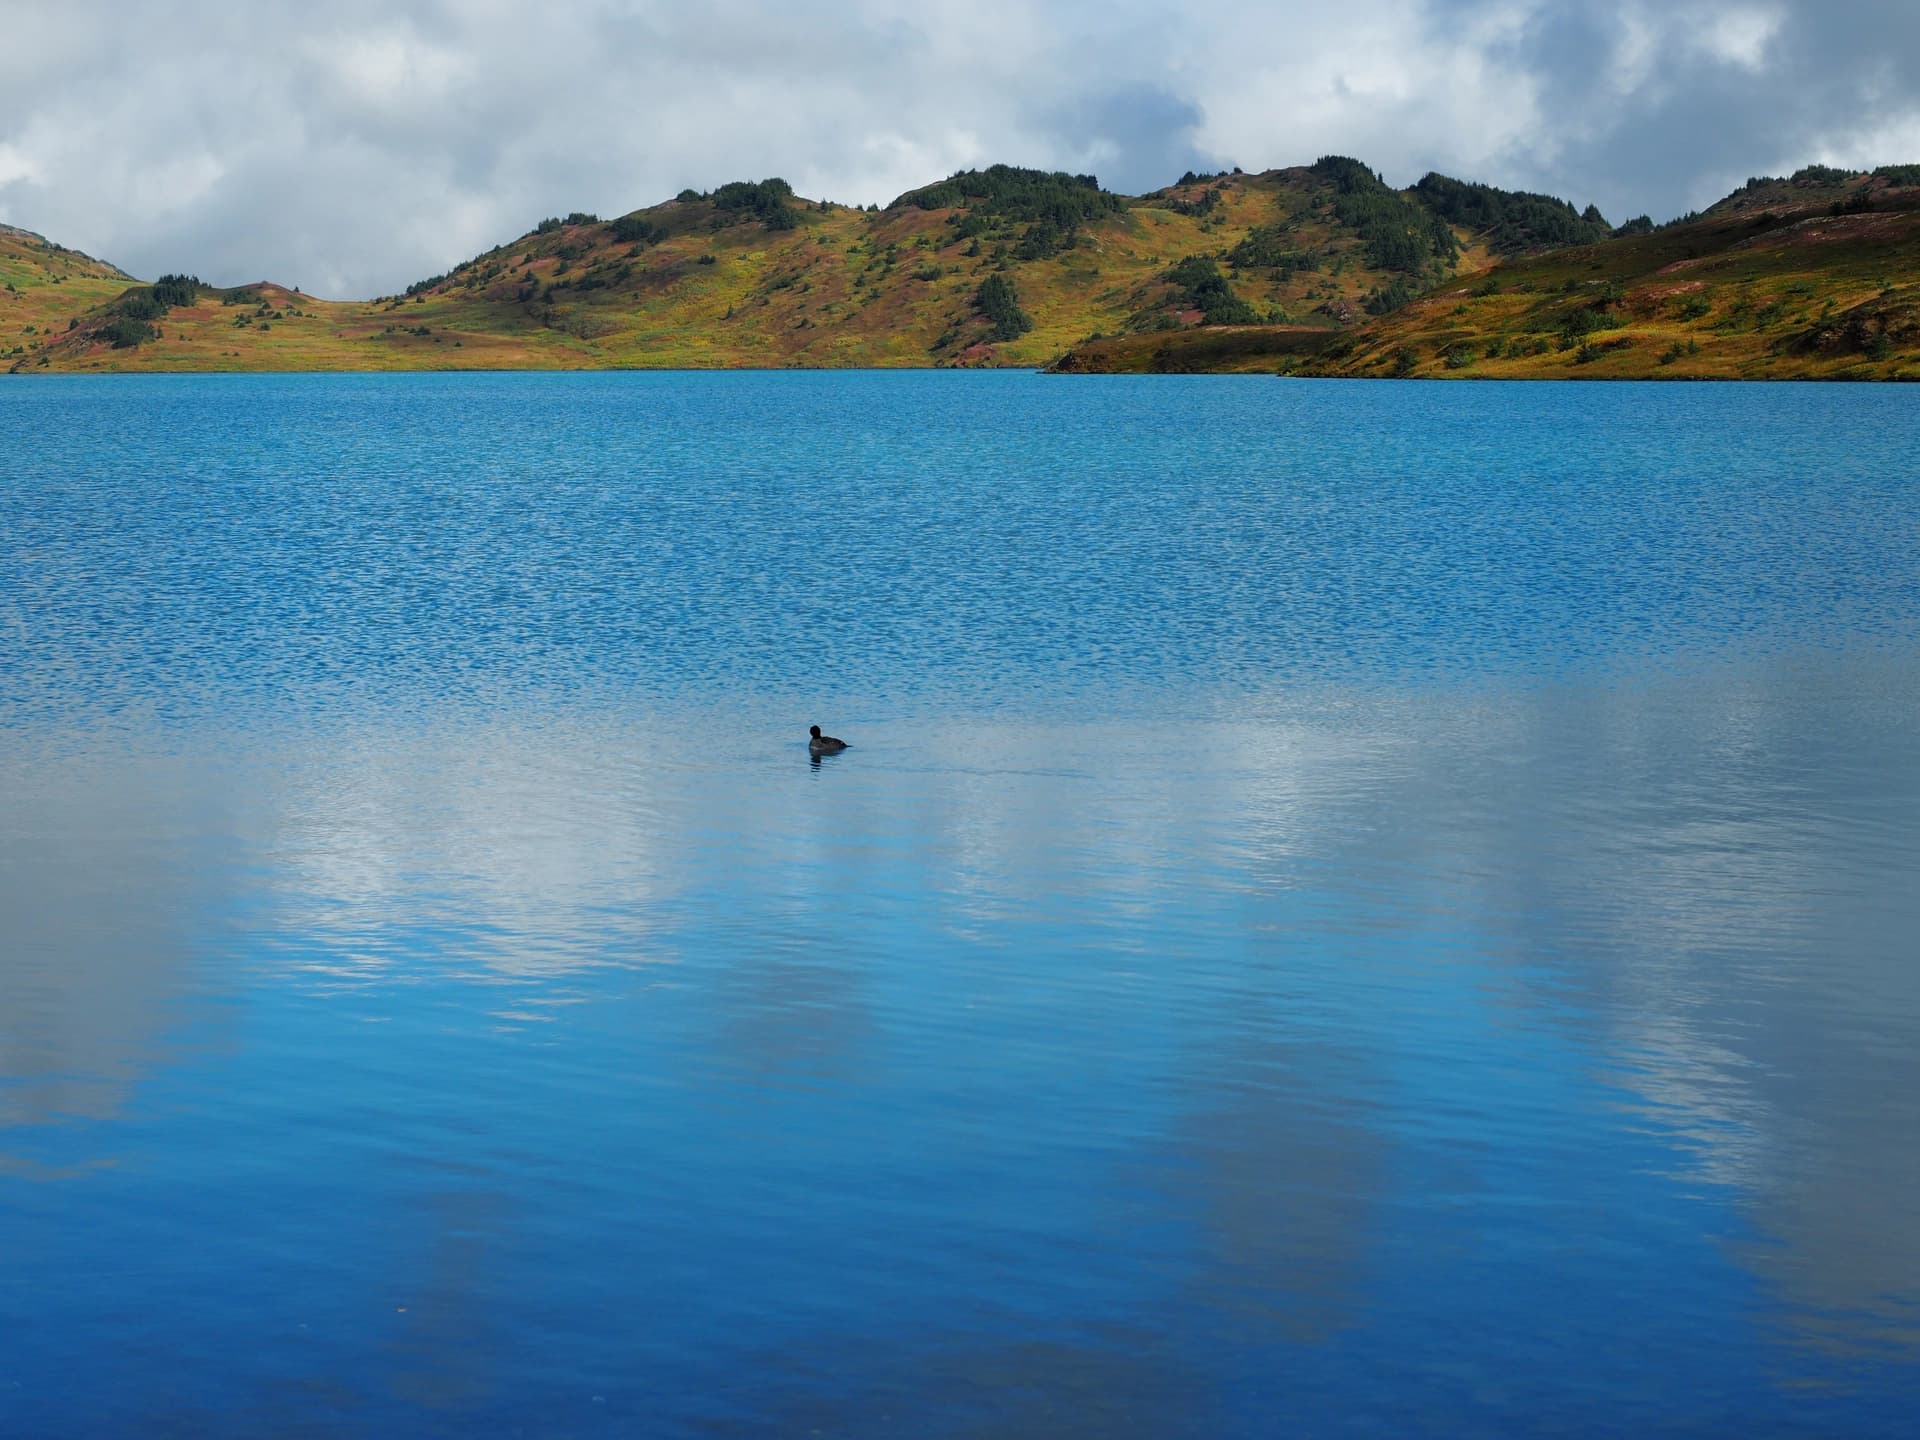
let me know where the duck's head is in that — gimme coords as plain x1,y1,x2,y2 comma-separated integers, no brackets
810,725,822,738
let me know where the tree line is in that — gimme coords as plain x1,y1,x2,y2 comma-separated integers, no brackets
906,166,1124,260
100,274,203,348
1410,173,1611,255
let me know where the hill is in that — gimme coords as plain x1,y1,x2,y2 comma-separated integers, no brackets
13,161,1503,373
1,224,137,366
10,161,1919,378
1050,166,1920,380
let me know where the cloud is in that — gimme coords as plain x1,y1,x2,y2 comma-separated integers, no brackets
0,0,1915,297
0,142,40,189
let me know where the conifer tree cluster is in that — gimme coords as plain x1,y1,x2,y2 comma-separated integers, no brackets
974,273,1032,341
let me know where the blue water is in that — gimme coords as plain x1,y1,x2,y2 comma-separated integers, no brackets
3,372,1919,1437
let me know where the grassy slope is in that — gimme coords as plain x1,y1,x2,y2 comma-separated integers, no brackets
1,224,135,364
14,167,1917,378
1054,173,1920,379
15,167,1479,373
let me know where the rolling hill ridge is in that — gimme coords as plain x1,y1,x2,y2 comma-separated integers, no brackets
1054,165,1920,380
2,223,137,364
7,161,1919,377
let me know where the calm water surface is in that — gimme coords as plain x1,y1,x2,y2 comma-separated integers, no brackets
3,373,1918,1436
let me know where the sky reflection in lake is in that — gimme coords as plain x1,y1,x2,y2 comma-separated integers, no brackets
4,654,1917,1437
3,374,1919,1435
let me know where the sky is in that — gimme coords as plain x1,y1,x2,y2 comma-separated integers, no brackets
2,0,1917,298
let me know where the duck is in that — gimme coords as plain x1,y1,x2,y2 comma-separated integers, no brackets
808,724,849,756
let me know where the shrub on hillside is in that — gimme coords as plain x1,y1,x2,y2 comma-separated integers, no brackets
975,273,1032,341
905,166,1121,257
1312,156,1458,273
710,178,799,230
1016,221,1078,260
1164,255,1258,325
1166,188,1221,218
903,165,1119,224
150,274,202,307
101,314,157,349
1558,304,1615,349
611,215,665,246
97,271,207,342
1363,276,1418,314
1574,336,1634,364
1414,172,1608,254
1227,227,1321,277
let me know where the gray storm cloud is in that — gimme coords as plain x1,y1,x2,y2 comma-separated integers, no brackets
1,0,1916,297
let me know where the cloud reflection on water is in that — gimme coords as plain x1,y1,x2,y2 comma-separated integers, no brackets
2,652,1918,1430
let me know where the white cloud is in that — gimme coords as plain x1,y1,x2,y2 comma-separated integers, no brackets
0,142,39,189
0,0,1914,296
1192,3,1547,186
303,28,471,112
1697,3,1784,69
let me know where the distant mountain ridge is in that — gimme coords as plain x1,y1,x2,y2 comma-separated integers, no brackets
6,159,1918,378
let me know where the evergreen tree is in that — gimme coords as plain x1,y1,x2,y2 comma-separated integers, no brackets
710,178,799,229
1164,256,1258,324
974,273,1032,341
1411,173,1611,254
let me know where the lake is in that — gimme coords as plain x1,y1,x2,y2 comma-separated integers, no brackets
3,372,1918,1437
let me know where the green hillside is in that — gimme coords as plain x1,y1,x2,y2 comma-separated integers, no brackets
13,161,1497,373
10,161,1920,377
1050,165,1920,380
1,224,136,367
